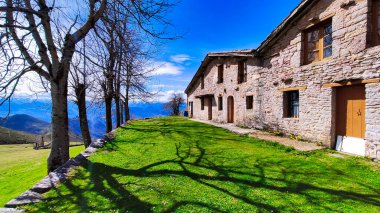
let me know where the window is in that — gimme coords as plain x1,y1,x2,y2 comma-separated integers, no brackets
201,98,204,110
370,0,380,46
237,61,247,84
201,75,204,89
303,20,332,64
284,91,299,118
246,96,253,109
218,96,223,111
217,65,224,84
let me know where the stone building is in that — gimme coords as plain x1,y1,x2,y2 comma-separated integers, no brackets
185,0,380,159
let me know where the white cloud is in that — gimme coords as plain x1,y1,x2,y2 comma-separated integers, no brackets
170,54,191,63
151,90,186,103
149,62,183,76
13,72,50,99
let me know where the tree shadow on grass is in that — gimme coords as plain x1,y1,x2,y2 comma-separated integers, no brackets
38,140,380,212
29,118,380,212
34,159,154,212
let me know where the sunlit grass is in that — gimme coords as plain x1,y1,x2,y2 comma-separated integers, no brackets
0,144,84,207
24,117,380,212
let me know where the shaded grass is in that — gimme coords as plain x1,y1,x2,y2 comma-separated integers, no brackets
0,144,84,207
24,117,380,212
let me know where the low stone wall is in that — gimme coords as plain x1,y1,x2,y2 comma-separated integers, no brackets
2,127,119,211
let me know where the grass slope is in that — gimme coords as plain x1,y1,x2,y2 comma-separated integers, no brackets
24,117,380,212
0,144,84,207
0,126,39,144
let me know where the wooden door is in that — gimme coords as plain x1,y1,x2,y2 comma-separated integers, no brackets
208,97,212,120
189,102,193,118
336,85,366,138
227,96,234,123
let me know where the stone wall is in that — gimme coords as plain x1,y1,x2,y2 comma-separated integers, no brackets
365,82,380,158
187,57,261,125
187,0,380,158
258,0,380,149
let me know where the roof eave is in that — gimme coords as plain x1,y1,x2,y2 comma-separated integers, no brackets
184,51,255,94
185,0,318,95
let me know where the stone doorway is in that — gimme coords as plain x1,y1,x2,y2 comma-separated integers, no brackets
189,102,193,118
208,97,212,120
227,96,234,123
335,85,366,156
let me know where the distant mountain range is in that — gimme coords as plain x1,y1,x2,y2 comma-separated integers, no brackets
0,114,82,142
0,114,50,135
0,98,184,142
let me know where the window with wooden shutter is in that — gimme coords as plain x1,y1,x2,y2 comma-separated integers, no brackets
303,19,332,64
217,65,224,84
218,96,223,111
246,96,253,109
370,0,380,46
237,61,247,84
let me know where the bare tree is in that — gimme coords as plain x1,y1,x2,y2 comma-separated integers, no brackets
113,20,126,128
69,40,93,148
91,0,172,126
0,0,106,172
1,0,176,172
164,93,185,116
96,19,117,133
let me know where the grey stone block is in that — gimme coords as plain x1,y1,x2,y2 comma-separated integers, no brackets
5,190,43,207
0,208,25,213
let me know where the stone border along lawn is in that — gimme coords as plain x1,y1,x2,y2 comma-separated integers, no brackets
21,117,380,212
2,129,117,211
0,144,84,208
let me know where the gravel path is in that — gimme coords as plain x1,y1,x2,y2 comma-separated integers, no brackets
191,119,325,152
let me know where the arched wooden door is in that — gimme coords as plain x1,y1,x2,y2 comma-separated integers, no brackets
227,96,234,123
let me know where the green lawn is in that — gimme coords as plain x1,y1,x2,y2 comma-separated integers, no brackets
23,117,380,212
0,144,84,207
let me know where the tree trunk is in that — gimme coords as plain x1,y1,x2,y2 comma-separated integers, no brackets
75,84,92,148
105,70,114,133
105,96,113,133
124,100,130,122
48,79,70,173
115,95,121,128
120,100,124,124
125,83,130,122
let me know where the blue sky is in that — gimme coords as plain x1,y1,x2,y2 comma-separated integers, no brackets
152,0,302,100
10,0,302,103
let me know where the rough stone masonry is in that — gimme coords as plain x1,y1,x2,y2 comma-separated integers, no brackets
185,0,380,159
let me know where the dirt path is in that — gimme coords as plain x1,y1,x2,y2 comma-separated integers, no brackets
191,119,325,152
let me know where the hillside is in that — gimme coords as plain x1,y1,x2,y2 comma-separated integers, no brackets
0,114,83,143
0,126,39,144
0,114,50,135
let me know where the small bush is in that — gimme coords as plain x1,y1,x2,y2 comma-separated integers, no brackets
272,130,284,137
